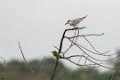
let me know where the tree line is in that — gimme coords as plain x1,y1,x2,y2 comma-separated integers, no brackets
0,50,120,80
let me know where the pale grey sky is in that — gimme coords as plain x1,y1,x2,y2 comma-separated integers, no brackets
0,0,120,66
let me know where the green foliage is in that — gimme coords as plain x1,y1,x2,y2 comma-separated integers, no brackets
0,55,120,80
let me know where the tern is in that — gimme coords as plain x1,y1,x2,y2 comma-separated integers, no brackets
65,15,88,27
65,15,88,44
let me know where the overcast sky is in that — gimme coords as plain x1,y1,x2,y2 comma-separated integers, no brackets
0,0,120,67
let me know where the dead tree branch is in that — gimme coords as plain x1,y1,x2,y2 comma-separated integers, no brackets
51,27,86,80
51,25,119,80
18,41,34,73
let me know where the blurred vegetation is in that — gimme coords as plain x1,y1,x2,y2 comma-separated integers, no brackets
0,50,120,80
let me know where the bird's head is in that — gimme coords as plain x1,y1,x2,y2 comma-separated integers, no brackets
65,20,70,25
52,50,60,58
52,50,57,54
51,50,58,55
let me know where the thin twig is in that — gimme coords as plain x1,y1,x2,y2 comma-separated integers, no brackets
67,58,102,67
32,56,46,80
77,43,116,56
63,43,73,56
77,55,83,64
83,35,110,54
64,33,104,39
74,28,79,43
18,41,34,73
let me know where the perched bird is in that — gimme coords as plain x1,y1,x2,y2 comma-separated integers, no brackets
52,51,63,59
65,15,88,27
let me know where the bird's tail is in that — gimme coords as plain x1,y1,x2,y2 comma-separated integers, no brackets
82,15,88,19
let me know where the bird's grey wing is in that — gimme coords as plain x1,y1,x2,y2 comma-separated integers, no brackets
71,19,80,25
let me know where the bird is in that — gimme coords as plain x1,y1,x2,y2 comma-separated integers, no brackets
65,15,88,27
65,15,88,44
52,51,63,59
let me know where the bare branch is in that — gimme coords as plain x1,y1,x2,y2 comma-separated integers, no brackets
67,58,102,67
64,33,104,39
77,55,83,64
51,27,86,80
51,26,118,79
67,38,118,61
83,35,110,54
18,41,34,73
32,56,46,80
63,44,73,55
58,27,86,54
54,38,118,69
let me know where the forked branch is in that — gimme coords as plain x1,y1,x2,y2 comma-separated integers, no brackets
51,26,119,80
